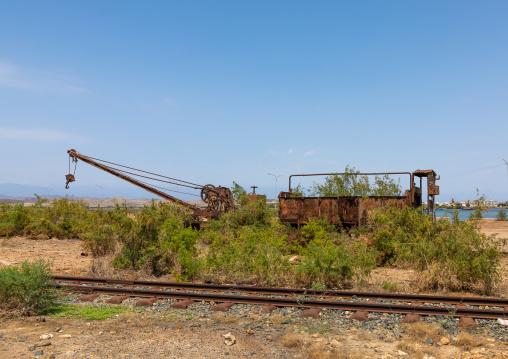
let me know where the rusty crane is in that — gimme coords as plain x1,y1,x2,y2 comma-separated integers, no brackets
65,149,235,221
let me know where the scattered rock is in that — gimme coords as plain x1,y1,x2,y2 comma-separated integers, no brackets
39,333,53,340
224,332,236,346
60,334,72,339
397,350,408,356
35,341,52,347
426,338,433,345
34,349,43,356
246,329,254,335
174,325,183,329
497,318,508,326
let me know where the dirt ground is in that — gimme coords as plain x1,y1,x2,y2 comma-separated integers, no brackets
1,220,508,358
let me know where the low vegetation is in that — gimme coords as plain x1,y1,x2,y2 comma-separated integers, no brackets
47,303,131,320
0,259,57,314
0,183,506,299
367,206,506,294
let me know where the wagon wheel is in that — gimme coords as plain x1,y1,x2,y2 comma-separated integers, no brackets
201,184,217,203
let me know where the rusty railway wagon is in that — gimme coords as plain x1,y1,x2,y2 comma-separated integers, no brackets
278,170,439,227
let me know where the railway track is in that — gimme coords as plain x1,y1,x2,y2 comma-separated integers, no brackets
50,275,508,325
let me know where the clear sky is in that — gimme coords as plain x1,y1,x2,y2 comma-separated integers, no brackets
1,1,507,202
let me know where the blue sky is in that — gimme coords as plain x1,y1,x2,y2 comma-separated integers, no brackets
0,1,507,201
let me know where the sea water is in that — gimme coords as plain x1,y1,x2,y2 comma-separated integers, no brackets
436,208,505,221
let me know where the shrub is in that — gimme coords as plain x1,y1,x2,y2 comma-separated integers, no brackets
0,259,57,314
296,219,377,288
497,209,507,221
216,198,271,228
367,207,506,294
157,217,202,281
105,201,198,276
203,220,292,285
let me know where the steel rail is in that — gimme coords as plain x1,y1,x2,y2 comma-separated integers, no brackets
51,276,508,307
51,283,508,320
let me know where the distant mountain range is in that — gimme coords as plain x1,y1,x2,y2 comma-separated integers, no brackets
0,183,207,207
0,182,169,200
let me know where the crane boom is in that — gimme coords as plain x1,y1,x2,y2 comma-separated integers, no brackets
66,149,201,211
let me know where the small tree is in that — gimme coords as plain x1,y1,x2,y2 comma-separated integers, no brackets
290,184,306,198
469,189,489,221
310,165,402,197
231,182,249,207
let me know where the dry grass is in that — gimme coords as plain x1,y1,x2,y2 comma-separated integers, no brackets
268,313,285,325
306,346,364,359
409,265,466,293
455,331,488,351
281,332,305,348
282,332,364,359
403,321,446,343
211,312,240,324
90,256,116,277
396,341,441,359
355,330,373,341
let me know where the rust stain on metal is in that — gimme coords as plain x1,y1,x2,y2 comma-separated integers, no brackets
171,299,195,309
348,311,370,321
401,313,421,323
279,170,440,227
299,308,321,319
65,149,236,226
106,295,130,304
457,317,480,328
135,297,159,307
77,293,100,302
211,302,235,312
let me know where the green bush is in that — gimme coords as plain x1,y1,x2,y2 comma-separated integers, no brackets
367,207,506,294
497,209,507,221
107,201,196,275
0,196,92,239
296,219,377,288
216,198,271,228
0,259,57,314
203,220,292,285
157,217,202,281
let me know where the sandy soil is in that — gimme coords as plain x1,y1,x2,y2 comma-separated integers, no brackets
1,221,508,358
